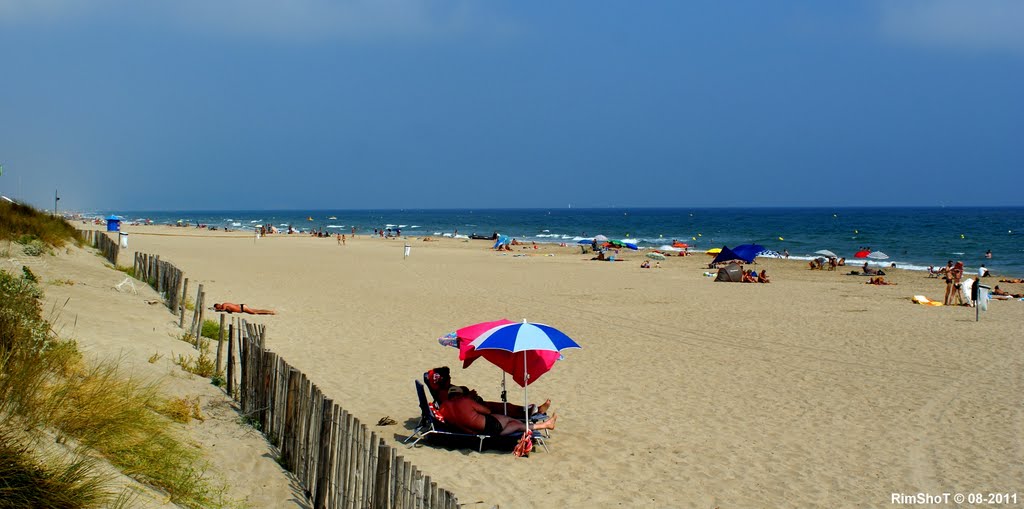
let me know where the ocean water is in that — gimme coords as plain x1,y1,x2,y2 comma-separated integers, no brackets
87,207,1024,278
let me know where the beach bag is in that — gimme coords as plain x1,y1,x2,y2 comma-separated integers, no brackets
513,432,533,457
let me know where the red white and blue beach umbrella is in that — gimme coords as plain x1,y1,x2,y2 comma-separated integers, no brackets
469,320,582,430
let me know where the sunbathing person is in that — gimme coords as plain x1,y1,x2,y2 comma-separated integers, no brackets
999,278,1024,284
866,276,896,285
442,386,557,436
425,367,551,419
212,302,276,315
861,262,881,276
992,286,1024,298
742,270,758,283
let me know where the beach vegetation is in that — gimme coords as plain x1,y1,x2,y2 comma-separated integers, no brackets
0,428,108,509
21,265,37,282
22,238,47,256
174,346,217,378
160,396,204,424
0,201,79,248
148,352,163,364
49,277,75,286
114,264,136,278
201,318,220,340
0,267,236,508
210,373,226,388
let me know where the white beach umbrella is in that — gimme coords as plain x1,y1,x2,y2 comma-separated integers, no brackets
814,249,837,258
867,251,889,260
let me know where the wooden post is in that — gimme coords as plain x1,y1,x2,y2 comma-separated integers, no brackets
391,454,401,509
282,367,299,468
215,313,226,375
226,322,235,396
343,412,357,509
189,283,202,338
195,290,205,348
313,398,334,509
365,431,377,509
179,277,189,328
374,441,390,509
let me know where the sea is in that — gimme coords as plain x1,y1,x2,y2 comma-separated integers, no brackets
84,207,1024,278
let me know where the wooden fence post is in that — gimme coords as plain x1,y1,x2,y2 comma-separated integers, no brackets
226,322,235,396
374,441,390,509
195,290,205,348
215,313,226,375
313,398,334,509
179,278,189,328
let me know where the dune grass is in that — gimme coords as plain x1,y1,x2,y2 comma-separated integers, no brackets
0,428,108,509
0,201,79,248
0,203,237,509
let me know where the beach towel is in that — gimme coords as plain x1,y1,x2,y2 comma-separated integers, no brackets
911,295,944,306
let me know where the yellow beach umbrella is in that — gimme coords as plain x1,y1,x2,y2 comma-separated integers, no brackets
706,247,722,255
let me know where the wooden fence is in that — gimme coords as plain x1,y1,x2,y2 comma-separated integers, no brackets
233,320,459,509
109,248,461,507
133,252,186,317
78,229,119,266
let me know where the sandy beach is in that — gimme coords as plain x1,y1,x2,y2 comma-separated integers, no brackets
27,225,1024,508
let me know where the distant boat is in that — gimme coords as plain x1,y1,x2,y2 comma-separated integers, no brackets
328,216,337,219
307,217,313,221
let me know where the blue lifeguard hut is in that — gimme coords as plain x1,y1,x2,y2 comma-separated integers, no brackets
105,215,122,232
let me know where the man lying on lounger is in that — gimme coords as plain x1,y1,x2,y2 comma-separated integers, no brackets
212,302,276,315
426,367,551,419
442,386,557,436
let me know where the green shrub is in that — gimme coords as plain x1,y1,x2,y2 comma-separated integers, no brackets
200,319,220,340
21,265,37,283
22,239,47,256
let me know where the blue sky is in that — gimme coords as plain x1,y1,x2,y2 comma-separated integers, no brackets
1,1,1022,211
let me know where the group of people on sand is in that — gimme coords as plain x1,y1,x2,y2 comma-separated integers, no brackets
424,367,556,437
741,269,770,283
809,257,846,270
937,260,966,305
639,260,661,269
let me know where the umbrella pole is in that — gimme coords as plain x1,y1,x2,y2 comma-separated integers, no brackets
523,352,530,431
502,372,508,415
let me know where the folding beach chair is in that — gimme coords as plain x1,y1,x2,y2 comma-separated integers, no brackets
404,381,548,453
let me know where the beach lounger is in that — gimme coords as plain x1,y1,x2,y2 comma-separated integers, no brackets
405,380,547,453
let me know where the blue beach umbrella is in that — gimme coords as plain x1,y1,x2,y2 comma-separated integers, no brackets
469,320,582,432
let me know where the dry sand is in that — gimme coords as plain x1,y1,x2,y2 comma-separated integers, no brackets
21,225,1024,508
